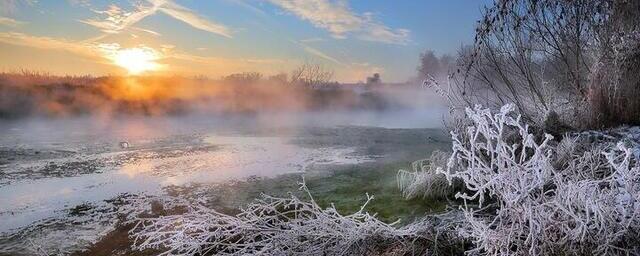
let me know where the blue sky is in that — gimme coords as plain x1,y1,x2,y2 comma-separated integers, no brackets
0,0,491,82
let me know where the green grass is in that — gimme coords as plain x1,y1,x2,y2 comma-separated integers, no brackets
193,127,453,224
199,161,448,225
306,163,447,224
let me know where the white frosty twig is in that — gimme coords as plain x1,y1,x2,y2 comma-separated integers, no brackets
397,150,456,200
439,104,640,255
128,180,440,255
127,104,640,255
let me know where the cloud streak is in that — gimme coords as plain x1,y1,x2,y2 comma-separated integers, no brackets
80,4,157,34
269,0,409,44
299,37,324,43
132,27,162,36
0,32,101,59
294,41,343,65
0,0,37,15
80,0,232,38
0,31,290,77
156,0,232,37
0,16,25,27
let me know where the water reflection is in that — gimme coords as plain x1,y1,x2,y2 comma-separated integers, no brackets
0,109,445,252
0,131,372,233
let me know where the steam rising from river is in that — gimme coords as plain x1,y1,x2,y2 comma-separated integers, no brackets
0,73,447,254
0,73,447,137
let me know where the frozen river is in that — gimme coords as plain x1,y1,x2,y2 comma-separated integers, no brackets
0,109,447,255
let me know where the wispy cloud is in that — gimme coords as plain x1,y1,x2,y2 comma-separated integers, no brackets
68,0,91,7
290,40,343,65
269,0,409,44
299,37,324,43
132,27,161,36
80,0,232,38
169,53,284,65
228,0,268,17
0,32,99,58
155,0,232,37
0,31,289,77
0,32,159,68
300,45,343,65
155,51,291,77
80,4,158,34
0,16,26,27
1,0,37,15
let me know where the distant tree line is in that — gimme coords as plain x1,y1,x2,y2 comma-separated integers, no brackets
0,62,408,118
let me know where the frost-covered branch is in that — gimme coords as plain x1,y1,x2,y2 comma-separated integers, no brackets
129,104,640,255
438,104,640,255
128,180,441,256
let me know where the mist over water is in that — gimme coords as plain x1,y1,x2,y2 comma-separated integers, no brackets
0,108,447,151
0,72,449,253
0,75,448,146
0,104,446,235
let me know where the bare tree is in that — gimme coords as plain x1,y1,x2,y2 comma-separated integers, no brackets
223,72,263,85
452,0,639,128
267,73,288,85
417,50,453,80
588,0,640,127
290,62,334,88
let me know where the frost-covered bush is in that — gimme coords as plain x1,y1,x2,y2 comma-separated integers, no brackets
440,104,640,255
397,150,458,200
128,180,442,256
127,103,640,255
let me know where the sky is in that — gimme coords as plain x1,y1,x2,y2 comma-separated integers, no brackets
0,0,491,82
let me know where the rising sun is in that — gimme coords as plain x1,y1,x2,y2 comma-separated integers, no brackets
110,47,161,75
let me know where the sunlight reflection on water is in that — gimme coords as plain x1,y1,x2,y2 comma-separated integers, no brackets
0,108,446,253
0,132,371,233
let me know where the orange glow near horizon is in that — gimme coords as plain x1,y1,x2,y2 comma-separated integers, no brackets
105,77,170,102
99,44,162,75
111,47,161,74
